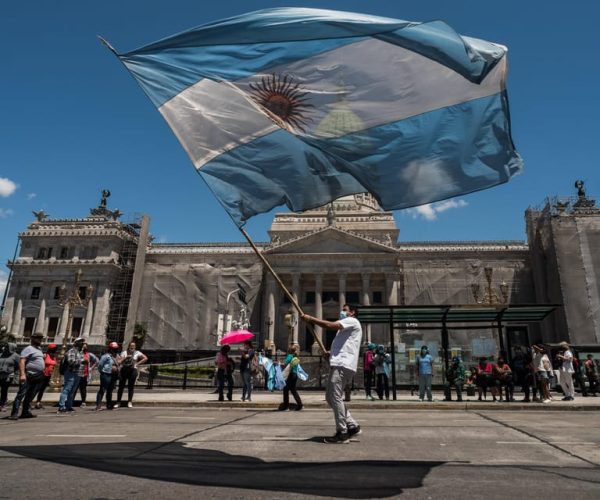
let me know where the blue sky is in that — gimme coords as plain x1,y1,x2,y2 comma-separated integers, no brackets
1,0,599,296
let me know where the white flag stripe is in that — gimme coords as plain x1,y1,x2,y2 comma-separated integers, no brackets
160,37,506,169
160,78,277,167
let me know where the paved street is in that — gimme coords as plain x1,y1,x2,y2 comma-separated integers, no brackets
1,406,599,499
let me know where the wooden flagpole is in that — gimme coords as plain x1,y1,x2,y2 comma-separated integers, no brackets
239,227,327,354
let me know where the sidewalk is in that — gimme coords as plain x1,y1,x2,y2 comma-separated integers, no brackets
9,388,600,411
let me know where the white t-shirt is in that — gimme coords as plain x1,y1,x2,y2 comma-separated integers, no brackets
329,317,363,372
120,350,144,368
561,350,574,373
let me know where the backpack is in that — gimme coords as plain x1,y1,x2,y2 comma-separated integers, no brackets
59,355,68,375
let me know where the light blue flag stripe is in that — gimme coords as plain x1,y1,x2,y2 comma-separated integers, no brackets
199,92,519,224
119,9,503,107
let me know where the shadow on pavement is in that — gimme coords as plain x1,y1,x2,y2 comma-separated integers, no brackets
1,441,444,498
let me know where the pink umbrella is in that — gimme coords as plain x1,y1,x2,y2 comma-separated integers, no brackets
219,329,254,345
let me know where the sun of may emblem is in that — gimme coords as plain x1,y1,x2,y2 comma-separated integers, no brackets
249,74,313,132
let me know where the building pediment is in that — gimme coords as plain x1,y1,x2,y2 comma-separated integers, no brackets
265,227,396,255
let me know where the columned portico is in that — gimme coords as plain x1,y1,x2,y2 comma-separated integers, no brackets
362,273,371,342
292,273,300,346
312,274,323,353
266,276,276,353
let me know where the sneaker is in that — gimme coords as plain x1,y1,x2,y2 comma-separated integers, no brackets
67,409,76,414
34,402,43,410
8,415,19,421
324,432,350,444
348,425,362,437
294,405,303,411
542,399,551,403
0,405,7,412
278,405,290,411
20,413,36,419
127,402,133,408
94,406,104,411
367,395,374,401
80,402,86,408
57,409,68,415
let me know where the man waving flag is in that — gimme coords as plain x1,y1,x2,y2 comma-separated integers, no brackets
108,7,522,226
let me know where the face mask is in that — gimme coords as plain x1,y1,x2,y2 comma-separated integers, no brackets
339,310,348,319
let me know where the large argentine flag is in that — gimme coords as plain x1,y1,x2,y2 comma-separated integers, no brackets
115,7,523,226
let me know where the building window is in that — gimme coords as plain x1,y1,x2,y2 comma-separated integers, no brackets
305,291,315,304
372,291,383,304
59,247,71,259
346,291,360,304
54,286,62,300
22,317,36,340
71,317,83,338
36,247,53,259
322,291,339,303
81,246,98,260
79,286,88,300
30,287,41,300
47,317,59,340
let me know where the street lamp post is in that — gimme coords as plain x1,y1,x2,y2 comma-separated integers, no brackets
51,269,93,386
284,309,298,350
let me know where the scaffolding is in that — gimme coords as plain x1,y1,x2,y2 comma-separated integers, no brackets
106,218,142,343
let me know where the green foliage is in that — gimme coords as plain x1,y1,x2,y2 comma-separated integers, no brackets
158,365,215,379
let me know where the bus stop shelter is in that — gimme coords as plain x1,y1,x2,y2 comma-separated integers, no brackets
357,304,559,400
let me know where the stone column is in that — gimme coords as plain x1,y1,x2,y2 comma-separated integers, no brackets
266,277,276,353
82,298,94,338
35,299,46,335
386,274,399,306
292,274,301,347
312,274,323,354
362,273,371,342
91,286,111,343
11,299,22,337
339,274,347,309
56,303,70,344
3,296,15,332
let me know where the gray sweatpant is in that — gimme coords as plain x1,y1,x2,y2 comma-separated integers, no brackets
326,366,358,434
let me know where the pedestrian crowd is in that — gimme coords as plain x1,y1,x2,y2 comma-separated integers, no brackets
1,332,147,420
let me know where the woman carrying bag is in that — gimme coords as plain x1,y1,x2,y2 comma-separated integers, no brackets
279,346,303,411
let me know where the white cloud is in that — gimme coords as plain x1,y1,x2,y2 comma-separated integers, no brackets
0,178,17,197
0,208,14,218
405,199,468,221
27,193,37,200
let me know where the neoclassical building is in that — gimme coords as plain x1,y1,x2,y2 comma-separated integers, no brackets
2,187,599,373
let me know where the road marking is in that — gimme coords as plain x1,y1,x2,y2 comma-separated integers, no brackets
155,416,216,420
36,434,127,437
496,441,543,444
262,437,308,441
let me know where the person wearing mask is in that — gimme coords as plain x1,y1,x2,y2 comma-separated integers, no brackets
302,303,362,444
280,345,303,411
416,345,433,402
532,344,552,403
215,344,234,401
444,357,465,402
475,357,493,401
75,343,98,408
239,340,255,402
493,357,513,402
116,341,148,408
363,343,376,401
58,336,85,414
584,354,598,396
373,345,391,400
556,341,575,401
95,342,121,411
34,343,58,409
521,350,538,402
10,332,46,420
0,342,20,412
